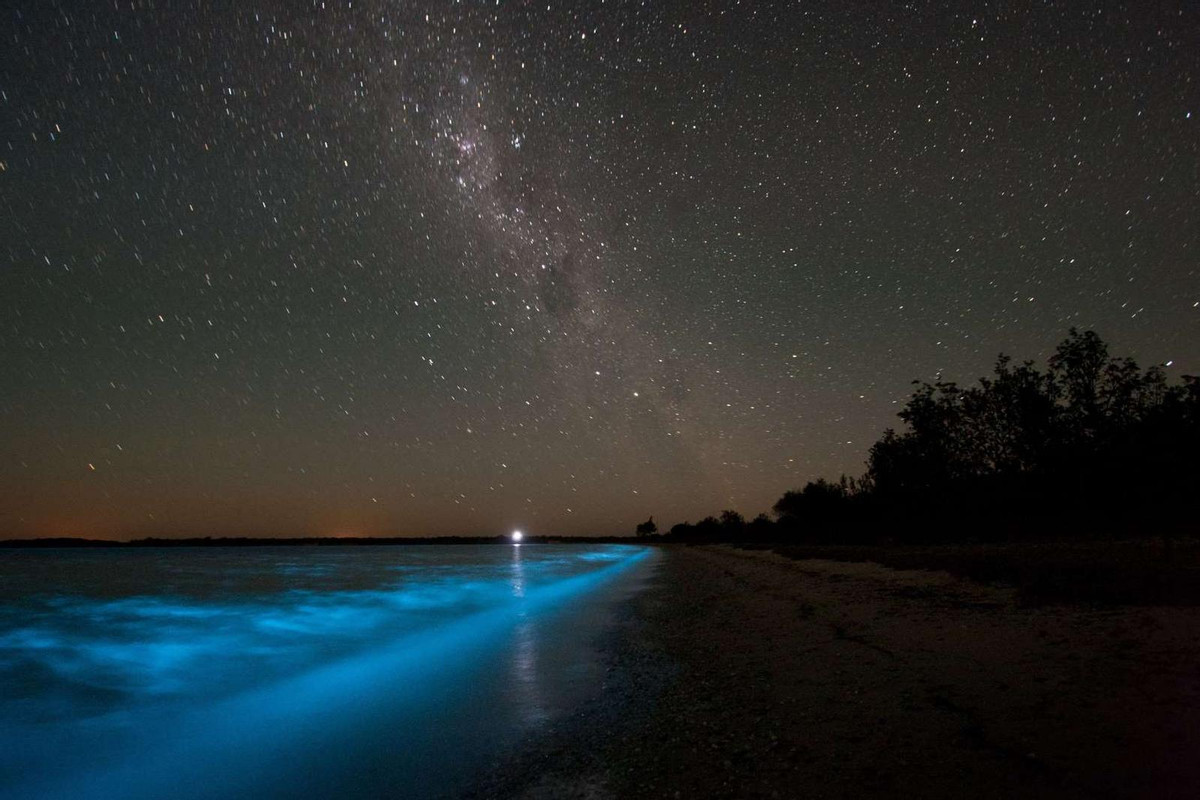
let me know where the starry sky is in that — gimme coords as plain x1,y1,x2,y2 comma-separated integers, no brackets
1,1,1197,539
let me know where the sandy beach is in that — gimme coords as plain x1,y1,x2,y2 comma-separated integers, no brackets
473,544,1200,798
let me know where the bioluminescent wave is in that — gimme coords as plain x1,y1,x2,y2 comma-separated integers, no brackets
0,544,655,799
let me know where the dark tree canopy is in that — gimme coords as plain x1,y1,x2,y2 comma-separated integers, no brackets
663,330,1197,545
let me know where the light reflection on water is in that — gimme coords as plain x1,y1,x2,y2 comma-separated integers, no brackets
510,544,547,727
0,544,653,799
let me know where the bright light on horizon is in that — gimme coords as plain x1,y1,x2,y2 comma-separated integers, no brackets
511,529,523,543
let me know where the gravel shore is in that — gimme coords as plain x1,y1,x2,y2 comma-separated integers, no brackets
470,545,1200,798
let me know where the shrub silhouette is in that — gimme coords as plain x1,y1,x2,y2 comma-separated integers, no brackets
719,510,746,538
747,513,774,539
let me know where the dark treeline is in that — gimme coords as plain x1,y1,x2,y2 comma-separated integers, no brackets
652,330,1199,544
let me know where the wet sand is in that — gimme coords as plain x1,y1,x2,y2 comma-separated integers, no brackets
472,544,1200,798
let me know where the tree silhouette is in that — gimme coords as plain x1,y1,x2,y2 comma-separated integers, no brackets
802,330,1193,542
668,521,694,539
635,516,658,537
694,516,722,540
660,331,1194,545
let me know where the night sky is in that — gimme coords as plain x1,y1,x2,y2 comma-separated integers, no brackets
2,1,1197,538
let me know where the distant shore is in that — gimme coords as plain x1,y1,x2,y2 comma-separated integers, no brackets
0,535,639,548
472,544,1200,798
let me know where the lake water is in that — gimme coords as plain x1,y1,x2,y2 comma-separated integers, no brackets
0,544,656,799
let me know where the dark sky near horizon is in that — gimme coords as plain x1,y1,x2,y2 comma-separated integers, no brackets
1,1,1197,538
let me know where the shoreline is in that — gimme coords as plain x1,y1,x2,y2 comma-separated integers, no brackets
474,544,1200,798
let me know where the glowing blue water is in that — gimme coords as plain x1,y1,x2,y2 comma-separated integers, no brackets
0,544,654,799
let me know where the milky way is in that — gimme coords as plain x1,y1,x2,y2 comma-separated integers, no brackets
1,1,1197,537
